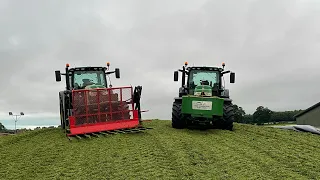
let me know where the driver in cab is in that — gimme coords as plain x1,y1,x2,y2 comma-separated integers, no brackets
82,79,94,87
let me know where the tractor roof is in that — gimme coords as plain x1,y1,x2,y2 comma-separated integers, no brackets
68,66,107,72
187,66,223,72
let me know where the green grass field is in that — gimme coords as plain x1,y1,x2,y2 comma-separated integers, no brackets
1,120,320,180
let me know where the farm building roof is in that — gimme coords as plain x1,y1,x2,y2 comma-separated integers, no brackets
294,101,320,118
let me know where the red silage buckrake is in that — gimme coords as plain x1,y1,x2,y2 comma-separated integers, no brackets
66,86,151,139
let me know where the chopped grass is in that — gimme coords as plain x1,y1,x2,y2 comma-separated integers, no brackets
1,120,320,179
264,123,297,127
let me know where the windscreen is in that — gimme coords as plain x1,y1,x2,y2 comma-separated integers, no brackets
188,70,219,89
73,70,107,89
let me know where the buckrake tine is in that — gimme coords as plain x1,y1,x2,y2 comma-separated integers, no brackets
122,129,136,133
66,126,152,140
100,132,109,136
84,134,91,138
105,131,116,135
92,133,100,137
129,129,143,133
113,130,127,134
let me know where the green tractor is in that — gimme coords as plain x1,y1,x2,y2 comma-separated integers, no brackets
172,62,236,130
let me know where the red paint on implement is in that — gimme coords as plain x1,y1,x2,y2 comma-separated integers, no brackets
68,117,139,136
67,86,139,136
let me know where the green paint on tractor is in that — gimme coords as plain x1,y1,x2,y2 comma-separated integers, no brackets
172,62,236,130
193,84,212,96
181,95,224,118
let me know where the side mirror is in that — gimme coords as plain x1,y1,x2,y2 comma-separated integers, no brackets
115,68,120,78
174,71,178,81
55,70,61,82
230,72,235,83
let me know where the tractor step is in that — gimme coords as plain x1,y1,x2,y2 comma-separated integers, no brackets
66,126,153,141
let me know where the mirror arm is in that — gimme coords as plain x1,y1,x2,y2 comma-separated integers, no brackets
106,71,115,75
222,70,230,75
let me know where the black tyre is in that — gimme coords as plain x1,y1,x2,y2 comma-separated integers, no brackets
171,101,185,129
59,96,65,129
222,102,234,131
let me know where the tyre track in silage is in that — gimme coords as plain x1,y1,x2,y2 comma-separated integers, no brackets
233,126,320,178
241,125,320,149
239,125,320,166
213,127,318,179
0,129,61,180
215,131,306,179
149,126,276,179
153,129,257,179
164,128,309,179
165,130,273,180
104,133,182,180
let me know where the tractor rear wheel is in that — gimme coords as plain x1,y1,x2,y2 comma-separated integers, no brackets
172,101,185,129
59,96,65,129
222,102,234,131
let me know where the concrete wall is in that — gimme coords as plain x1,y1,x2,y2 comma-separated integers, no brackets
296,106,320,127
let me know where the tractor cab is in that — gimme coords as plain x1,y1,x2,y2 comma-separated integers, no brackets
174,62,235,98
73,70,107,89
187,67,221,96
55,63,120,91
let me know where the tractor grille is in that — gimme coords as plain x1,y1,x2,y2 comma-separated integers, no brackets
71,87,134,126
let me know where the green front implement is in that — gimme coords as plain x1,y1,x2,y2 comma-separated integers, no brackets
182,95,224,118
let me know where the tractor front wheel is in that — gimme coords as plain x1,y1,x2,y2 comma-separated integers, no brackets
222,102,234,131
171,102,185,129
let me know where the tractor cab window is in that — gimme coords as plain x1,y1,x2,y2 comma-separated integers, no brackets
73,70,107,89
188,70,219,89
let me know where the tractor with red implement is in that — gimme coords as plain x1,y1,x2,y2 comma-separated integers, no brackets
55,63,151,140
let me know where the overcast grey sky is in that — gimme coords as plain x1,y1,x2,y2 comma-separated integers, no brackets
1,0,320,128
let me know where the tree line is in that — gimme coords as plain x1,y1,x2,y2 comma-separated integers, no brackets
233,104,303,125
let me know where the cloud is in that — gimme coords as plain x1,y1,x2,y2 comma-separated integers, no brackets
0,0,319,128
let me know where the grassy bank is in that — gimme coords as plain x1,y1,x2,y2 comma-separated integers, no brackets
1,120,320,179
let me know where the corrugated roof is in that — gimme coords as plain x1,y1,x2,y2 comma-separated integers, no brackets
294,102,320,118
